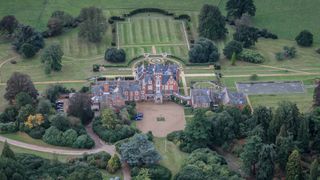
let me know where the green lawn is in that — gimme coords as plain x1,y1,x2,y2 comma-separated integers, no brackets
0,141,77,162
154,137,188,177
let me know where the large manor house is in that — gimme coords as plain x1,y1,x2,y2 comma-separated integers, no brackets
91,63,247,110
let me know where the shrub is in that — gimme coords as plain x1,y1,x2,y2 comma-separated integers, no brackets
249,74,259,81
50,114,70,131
105,48,126,63
62,129,78,146
72,134,95,149
42,126,63,145
107,154,121,173
223,40,243,59
0,122,18,134
275,52,285,61
189,38,220,63
167,130,184,143
238,49,265,64
93,117,137,143
295,30,313,47
316,48,320,54
28,126,45,139
93,64,100,72
131,165,172,180
275,46,297,61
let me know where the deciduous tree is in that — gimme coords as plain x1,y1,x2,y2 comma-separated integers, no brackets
41,43,64,74
4,72,38,103
286,150,302,180
198,4,227,40
105,48,126,63
226,0,256,20
295,30,313,47
240,135,263,175
223,40,243,59
189,38,219,63
68,93,94,125
233,25,258,48
107,154,121,174
0,15,18,34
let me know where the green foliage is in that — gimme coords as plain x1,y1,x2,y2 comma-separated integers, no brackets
101,108,119,129
226,0,256,19
0,122,18,134
231,52,236,66
4,72,38,102
198,4,227,40
119,134,161,167
0,157,25,179
44,84,71,103
223,40,243,59
175,148,242,180
51,10,74,27
72,134,95,149
1,141,15,159
249,106,272,141
71,152,111,169
15,92,33,108
310,159,319,180
105,48,126,63
240,135,262,175
93,117,137,143
36,98,52,115
133,168,151,180
295,30,313,47
12,25,44,57
297,116,310,152
233,25,259,48
286,150,302,180
0,15,18,34
275,46,297,61
256,144,276,180
238,49,265,64
20,43,36,58
269,101,300,141
131,164,172,180
189,38,220,63
63,129,78,146
17,104,35,123
180,109,212,152
50,114,70,131
78,7,107,42
47,18,63,36
68,93,94,125
0,106,18,123
41,43,64,74
28,126,45,139
107,154,121,174
42,126,63,145
166,130,185,143
314,82,320,107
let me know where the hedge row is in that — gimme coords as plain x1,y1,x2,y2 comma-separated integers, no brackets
0,122,18,134
238,49,265,64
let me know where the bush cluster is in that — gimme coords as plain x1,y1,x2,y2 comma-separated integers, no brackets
238,49,265,64
131,165,172,180
275,46,297,61
70,152,111,169
92,117,137,143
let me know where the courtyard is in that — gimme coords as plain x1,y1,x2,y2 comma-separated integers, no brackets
136,102,186,137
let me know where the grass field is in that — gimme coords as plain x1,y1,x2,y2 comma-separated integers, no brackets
154,137,188,176
117,14,189,61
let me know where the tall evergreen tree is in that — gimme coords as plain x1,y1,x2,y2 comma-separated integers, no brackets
250,106,272,142
240,135,263,175
310,159,319,180
256,144,276,180
198,4,227,40
314,81,320,107
297,115,310,152
1,141,15,159
226,0,256,20
275,132,295,171
286,150,302,180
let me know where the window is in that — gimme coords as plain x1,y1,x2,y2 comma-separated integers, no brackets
157,87,160,91
170,85,173,90
148,85,152,90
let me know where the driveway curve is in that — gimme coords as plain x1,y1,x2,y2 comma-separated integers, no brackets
0,123,131,180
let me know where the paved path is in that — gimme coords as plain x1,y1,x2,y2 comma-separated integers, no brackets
0,123,131,180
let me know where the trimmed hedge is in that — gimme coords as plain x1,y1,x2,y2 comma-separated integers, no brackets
238,49,265,64
126,8,174,17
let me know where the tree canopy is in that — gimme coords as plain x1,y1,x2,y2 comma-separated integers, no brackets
233,25,258,48
286,150,302,180
223,40,243,59
295,30,313,47
120,134,161,167
0,15,18,35
226,0,256,20
189,38,220,63
41,43,64,74
105,48,126,63
4,72,38,103
68,93,93,125
198,4,227,40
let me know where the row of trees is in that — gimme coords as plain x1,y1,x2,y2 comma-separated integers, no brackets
1,72,95,148
0,141,104,180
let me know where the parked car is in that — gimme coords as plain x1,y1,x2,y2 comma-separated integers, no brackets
134,116,143,121
136,112,143,117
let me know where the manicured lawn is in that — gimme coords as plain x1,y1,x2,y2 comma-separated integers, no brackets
1,132,74,150
0,141,77,162
154,137,188,176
